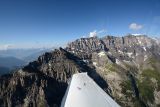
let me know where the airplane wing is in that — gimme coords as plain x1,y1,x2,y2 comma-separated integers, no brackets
61,73,121,107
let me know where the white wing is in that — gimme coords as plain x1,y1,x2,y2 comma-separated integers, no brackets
61,73,121,107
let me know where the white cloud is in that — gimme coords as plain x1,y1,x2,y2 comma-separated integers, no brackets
89,29,107,37
0,44,14,50
89,30,97,37
129,23,143,30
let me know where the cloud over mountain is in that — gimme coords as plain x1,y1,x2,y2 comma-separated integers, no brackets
129,23,143,30
89,29,107,37
89,30,97,37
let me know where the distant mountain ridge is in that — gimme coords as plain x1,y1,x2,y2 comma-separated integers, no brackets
0,56,26,75
0,48,53,60
0,66,10,75
0,48,54,75
0,56,26,68
0,34,160,107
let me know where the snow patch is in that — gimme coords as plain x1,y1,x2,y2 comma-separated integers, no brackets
93,62,97,66
123,60,131,63
83,60,89,63
116,59,121,65
137,39,142,44
80,50,83,52
98,51,105,57
144,55,148,61
116,59,126,68
49,63,51,66
131,34,142,36
136,53,139,56
143,47,146,51
118,50,123,54
18,69,26,76
126,52,133,57
108,51,112,55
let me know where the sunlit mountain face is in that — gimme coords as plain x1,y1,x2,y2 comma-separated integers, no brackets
0,0,160,107
0,35,160,107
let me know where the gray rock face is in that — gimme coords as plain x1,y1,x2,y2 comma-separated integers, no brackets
0,49,72,107
67,35,160,107
0,48,109,107
0,35,160,107
67,37,105,52
67,35,160,62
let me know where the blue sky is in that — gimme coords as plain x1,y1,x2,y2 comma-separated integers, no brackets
0,0,160,49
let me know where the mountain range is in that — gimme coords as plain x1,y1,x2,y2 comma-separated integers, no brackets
0,34,160,107
0,48,53,75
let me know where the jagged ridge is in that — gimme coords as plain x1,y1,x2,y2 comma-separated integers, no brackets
0,35,160,107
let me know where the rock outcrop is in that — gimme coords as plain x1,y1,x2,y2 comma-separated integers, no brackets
67,35,160,107
0,34,160,107
0,48,109,107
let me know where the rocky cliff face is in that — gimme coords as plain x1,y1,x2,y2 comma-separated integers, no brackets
0,35,160,107
67,35,160,107
0,48,109,107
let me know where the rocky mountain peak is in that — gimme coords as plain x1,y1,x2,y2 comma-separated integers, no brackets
67,36,106,53
0,47,110,107
0,35,160,107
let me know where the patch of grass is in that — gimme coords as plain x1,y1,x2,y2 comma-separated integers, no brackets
137,78,154,103
105,63,117,72
133,99,146,107
142,69,160,91
120,80,147,107
38,99,46,107
124,63,138,74
137,58,160,104
120,80,133,97
108,64,117,72
148,57,157,65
